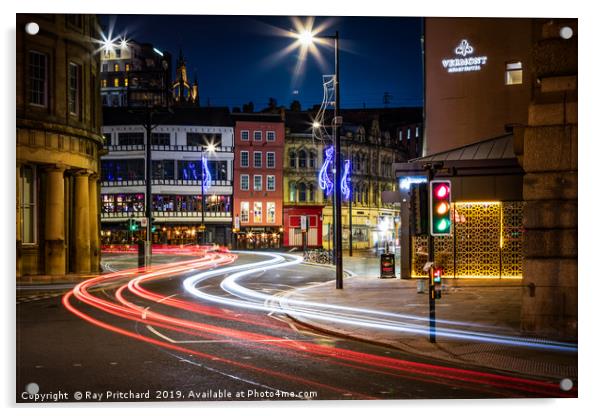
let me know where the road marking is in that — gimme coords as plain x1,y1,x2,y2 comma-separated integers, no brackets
146,325,303,344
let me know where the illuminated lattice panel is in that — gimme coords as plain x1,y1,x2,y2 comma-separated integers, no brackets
411,233,453,278
454,202,501,278
501,201,524,278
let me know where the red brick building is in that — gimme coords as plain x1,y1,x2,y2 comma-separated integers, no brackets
233,114,284,248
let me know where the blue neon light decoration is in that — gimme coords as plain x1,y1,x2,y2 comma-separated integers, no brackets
341,159,351,200
319,146,334,195
202,156,211,193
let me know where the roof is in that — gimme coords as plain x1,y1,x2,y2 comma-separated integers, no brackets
103,106,233,127
410,133,516,162
231,112,284,123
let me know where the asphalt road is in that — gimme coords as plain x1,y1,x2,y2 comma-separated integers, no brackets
16,251,568,403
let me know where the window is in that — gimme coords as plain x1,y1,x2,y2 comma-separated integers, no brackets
267,202,276,223
113,63,120,72
118,132,144,146
113,78,119,87
407,128,411,140
241,130,249,141
416,127,420,138
253,202,262,223
115,49,121,58
124,77,128,87
240,151,249,167
241,202,249,223
289,182,296,202
103,133,112,145
266,152,275,168
125,63,130,72
240,174,249,191
20,165,37,244
101,159,145,181
267,175,275,191
299,183,307,202
68,63,80,115
152,160,175,180
151,133,170,146
289,150,296,168
253,151,262,168
101,79,107,88
253,131,262,141
505,61,523,85
253,175,262,191
267,131,276,141
28,51,47,106
309,151,317,169
186,132,222,147
102,63,108,72
298,150,307,168
308,183,315,202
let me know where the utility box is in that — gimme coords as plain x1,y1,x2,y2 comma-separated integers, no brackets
380,253,396,278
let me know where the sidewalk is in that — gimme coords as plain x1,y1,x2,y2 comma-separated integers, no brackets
282,271,577,381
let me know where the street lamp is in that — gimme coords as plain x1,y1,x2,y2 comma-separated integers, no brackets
296,29,343,289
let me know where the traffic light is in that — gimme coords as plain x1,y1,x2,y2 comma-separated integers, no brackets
151,217,156,232
433,267,443,299
410,182,428,236
128,218,139,231
429,180,452,236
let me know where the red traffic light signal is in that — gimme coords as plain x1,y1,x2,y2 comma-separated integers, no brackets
430,180,452,236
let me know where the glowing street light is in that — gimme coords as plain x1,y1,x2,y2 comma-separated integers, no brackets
298,30,314,46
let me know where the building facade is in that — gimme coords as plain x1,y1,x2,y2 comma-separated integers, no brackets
100,107,234,247
424,17,533,155
232,114,285,249
17,14,104,276
100,39,172,108
283,111,403,250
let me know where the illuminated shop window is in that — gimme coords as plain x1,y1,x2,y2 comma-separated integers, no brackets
267,202,276,223
253,202,262,223
240,202,249,222
505,61,523,85
113,78,119,87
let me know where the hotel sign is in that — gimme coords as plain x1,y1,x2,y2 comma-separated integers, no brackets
441,39,488,73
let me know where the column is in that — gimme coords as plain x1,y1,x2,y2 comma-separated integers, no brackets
73,170,91,273
44,165,67,275
88,174,100,273
16,163,22,278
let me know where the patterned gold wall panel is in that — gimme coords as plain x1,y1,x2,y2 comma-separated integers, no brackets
411,201,523,278
501,202,524,277
454,202,501,278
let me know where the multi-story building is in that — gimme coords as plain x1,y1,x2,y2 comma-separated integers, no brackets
232,113,285,249
100,106,234,246
283,110,412,251
17,14,104,277
100,39,173,108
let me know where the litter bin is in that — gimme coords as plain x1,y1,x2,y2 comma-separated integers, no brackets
380,253,396,279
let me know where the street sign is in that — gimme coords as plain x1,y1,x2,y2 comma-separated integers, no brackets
300,215,307,232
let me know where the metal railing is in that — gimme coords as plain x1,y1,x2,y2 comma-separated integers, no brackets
101,211,231,219
106,144,234,153
101,179,232,187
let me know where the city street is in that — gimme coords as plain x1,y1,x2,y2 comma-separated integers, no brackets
16,251,575,402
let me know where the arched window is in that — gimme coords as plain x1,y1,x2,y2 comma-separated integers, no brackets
289,182,297,202
298,150,307,168
308,183,314,202
299,183,307,202
289,150,297,168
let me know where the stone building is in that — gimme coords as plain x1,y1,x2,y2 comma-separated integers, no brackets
16,14,104,277
514,19,578,340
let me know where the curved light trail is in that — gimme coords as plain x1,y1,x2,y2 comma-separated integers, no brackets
62,249,576,399
184,252,578,353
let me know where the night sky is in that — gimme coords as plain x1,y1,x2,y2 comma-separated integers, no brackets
99,15,423,111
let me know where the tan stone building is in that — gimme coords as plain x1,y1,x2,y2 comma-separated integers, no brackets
16,14,104,277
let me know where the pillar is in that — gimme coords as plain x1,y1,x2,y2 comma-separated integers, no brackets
43,165,67,275
88,174,100,273
516,19,577,341
16,163,22,278
73,170,91,273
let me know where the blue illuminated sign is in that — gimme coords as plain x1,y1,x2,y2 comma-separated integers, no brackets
399,176,427,191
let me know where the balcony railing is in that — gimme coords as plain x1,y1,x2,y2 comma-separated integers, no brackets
101,211,231,219
106,144,234,153
101,179,233,187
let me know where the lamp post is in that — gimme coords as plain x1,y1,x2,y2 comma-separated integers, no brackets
298,30,343,289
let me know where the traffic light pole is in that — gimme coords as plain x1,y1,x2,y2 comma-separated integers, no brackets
426,165,436,343
144,115,153,268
